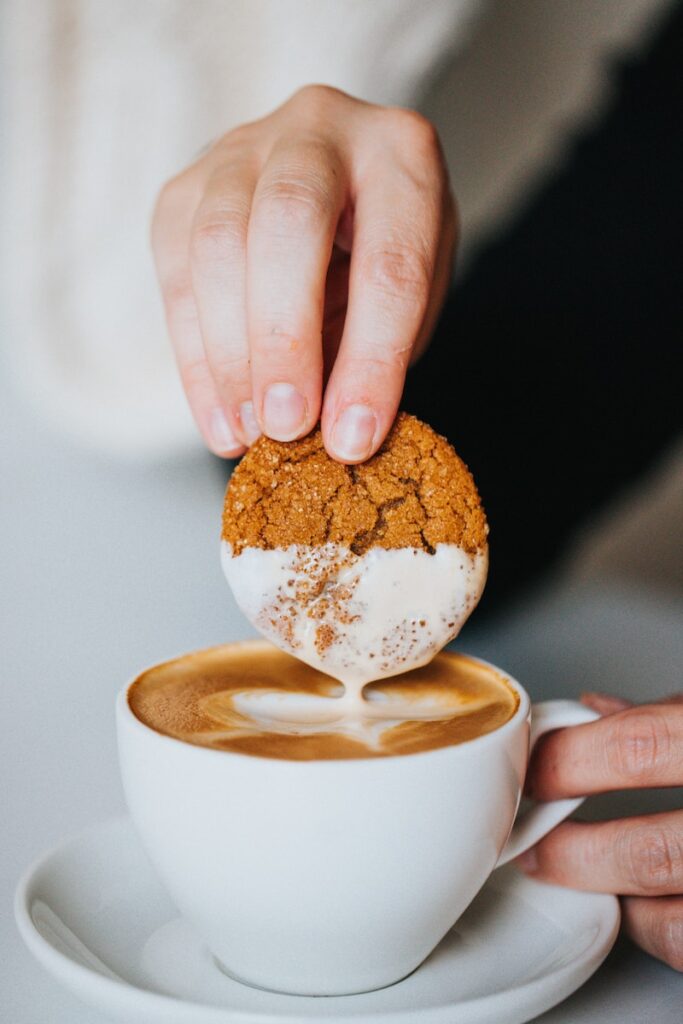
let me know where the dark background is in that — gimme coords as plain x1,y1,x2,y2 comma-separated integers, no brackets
404,0,682,611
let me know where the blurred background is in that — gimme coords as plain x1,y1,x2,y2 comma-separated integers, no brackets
1,3,681,1019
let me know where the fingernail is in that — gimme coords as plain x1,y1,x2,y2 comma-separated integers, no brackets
239,401,261,445
209,408,239,454
516,848,539,873
262,383,307,441
331,404,378,461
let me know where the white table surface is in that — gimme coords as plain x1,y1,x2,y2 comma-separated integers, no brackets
2,378,682,1022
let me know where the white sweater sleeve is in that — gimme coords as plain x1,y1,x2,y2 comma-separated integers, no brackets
227,0,484,114
1,0,479,458
1,0,668,458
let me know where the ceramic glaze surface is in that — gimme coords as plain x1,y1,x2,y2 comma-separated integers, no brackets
117,655,598,996
14,817,621,1024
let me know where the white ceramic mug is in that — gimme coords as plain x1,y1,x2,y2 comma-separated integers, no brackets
117,650,597,996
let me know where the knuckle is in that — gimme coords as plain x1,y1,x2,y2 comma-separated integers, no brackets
257,177,330,233
290,83,342,114
658,906,683,971
623,824,683,894
252,324,302,360
179,356,213,397
346,348,411,382
385,107,441,152
162,275,195,321
607,711,672,783
216,123,254,153
191,210,247,273
208,352,251,393
362,244,431,305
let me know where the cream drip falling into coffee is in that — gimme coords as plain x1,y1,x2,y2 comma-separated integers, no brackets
220,414,489,742
222,542,488,705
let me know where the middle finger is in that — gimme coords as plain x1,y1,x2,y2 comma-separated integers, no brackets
247,136,347,441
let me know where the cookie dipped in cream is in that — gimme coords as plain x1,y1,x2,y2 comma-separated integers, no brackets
221,414,488,724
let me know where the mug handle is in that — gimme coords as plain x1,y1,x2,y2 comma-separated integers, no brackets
496,700,599,867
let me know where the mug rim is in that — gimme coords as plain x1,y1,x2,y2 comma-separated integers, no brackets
117,639,530,766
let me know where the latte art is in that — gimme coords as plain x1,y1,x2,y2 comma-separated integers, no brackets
197,684,494,751
128,641,519,760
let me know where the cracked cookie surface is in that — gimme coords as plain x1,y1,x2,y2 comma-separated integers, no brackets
222,413,488,555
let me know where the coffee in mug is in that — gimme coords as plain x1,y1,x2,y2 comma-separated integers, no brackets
128,642,519,760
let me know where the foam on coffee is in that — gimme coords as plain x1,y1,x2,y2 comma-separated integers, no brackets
128,641,519,760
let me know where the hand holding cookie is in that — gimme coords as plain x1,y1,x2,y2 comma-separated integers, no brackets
152,87,455,461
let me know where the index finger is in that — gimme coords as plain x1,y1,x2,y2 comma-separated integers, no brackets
527,703,683,800
321,114,448,462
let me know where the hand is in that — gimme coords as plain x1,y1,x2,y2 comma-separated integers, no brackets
519,693,683,971
151,86,455,460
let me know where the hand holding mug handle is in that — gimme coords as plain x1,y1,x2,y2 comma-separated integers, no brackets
496,700,599,866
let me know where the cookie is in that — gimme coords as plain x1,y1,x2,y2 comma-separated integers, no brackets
222,413,487,554
221,413,488,689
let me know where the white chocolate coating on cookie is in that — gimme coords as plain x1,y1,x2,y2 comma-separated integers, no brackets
222,541,487,711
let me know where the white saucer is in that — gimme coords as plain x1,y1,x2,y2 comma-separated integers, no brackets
15,817,619,1024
